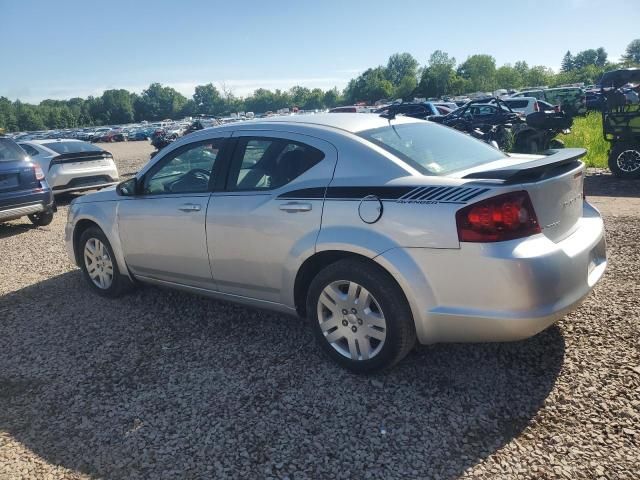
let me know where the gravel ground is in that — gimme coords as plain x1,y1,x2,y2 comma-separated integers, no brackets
0,141,638,479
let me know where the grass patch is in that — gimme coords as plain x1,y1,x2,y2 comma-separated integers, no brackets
562,112,609,168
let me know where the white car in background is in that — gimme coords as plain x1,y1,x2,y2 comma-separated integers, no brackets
18,139,119,195
503,97,558,116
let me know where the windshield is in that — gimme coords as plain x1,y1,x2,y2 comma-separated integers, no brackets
0,138,29,162
42,141,104,154
358,122,506,175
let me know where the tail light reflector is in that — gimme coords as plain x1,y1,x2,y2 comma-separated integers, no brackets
456,191,541,242
34,165,45,181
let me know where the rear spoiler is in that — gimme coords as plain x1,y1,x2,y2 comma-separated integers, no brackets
463,148,586,184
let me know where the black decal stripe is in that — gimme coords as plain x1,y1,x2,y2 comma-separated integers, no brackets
447,188,476,201
278,185,491,203
414,186,439,200
438,188,466,201
399,187,420,200
422,186,448,200
459,188,489,202
432,188,459,201
278,187,326,199
405,187,430,200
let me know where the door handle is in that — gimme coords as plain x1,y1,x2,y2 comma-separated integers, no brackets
178,203,201,212
279,202,312,213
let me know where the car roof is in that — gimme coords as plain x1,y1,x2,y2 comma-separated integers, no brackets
210,113,421,135
21,139,84,145
504,97,538,101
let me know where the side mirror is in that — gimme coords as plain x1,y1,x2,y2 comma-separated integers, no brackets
116,177,138,196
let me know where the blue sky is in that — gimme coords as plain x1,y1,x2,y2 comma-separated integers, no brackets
1,0,638,102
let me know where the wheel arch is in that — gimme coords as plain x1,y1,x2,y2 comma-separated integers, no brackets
293,250,414,323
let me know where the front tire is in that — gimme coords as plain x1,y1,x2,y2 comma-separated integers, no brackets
306,259,416,373
608,143,640,178
28,210,54,226
78,226,133,297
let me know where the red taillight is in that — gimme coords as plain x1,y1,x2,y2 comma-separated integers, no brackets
34,165,45,181
456,191,541,242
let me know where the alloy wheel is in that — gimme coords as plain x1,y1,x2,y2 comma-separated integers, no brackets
617,149,640,173
317,280,387,361
84,238,114,289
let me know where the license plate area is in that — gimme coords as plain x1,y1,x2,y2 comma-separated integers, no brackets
0,174,19,190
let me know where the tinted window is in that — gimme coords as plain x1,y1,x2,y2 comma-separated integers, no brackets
358,122,506,176
0,138,28,162
230,138,324,191
20,144,40,156
143,140,223,194
42,141,103,154
504,100,529,109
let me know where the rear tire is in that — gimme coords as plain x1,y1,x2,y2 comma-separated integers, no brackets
28,210,54,226
306,258,416,373
608,143,640,178
78,226,134,298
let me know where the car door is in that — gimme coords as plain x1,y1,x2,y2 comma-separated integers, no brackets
117,135,229,289
206,131,337,304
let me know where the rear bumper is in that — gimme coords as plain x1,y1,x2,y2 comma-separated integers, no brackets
47,160,119,194
0,187,55,222
378,201,607,344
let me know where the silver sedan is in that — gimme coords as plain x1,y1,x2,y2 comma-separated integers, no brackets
65,114,606,372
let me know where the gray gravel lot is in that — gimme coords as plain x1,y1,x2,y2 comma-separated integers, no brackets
0,141,638,479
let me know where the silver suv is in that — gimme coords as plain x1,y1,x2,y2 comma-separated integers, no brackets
66,114,606,372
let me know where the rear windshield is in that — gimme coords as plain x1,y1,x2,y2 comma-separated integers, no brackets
358,122,506,176
504,99,529,108
42,141,103,154
0,138,28,162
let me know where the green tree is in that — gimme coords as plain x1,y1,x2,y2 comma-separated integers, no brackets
193,83,224,115
457,54,497,92
416,50,458,98
304,88,325,110
595,47,608,67
101,89,135,124
561,51,574,72
495,64,523,89
343,67,394,103
573,49,599,70
621,39,640,65
135,83,187,121
323,88,342,108
385,52,419,87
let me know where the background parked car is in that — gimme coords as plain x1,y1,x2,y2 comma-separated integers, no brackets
511,87,586,117
0,136,55,226
374,102,441,119
18,139,119,194
503,97,560,115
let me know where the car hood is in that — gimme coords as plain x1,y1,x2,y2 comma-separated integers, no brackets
72,185,119,204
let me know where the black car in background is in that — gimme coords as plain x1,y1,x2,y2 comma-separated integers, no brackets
0,136,55,226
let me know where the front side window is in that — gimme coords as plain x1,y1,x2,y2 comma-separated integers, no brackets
230,137,324,191
359,122,506,176
143,140,223,194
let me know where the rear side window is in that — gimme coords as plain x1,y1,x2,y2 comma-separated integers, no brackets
20,144,40,156
229,137,324,191
358,122,505,176
0,138,28,162
504,100,529,109
42,141,103,154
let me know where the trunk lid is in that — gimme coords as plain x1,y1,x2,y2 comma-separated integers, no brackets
0,160,39,193
0,138,39,193
460,148,586,242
